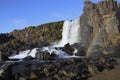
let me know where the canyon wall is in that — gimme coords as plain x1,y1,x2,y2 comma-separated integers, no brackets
81,0,120,46
80,0,120,57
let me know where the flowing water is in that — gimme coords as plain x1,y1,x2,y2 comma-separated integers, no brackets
56,18,81,47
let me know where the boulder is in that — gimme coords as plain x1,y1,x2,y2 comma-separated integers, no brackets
0,63,15,80
51,51,58,58
0,52,9,61
71,43,86,56
88,56,117,73
88,64,99,75
35,51,54,60
23,56,34,61
62,43,75,55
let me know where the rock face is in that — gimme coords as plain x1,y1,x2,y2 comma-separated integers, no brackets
80,0,120,46
80,0,120,57
0,21,63,56
10,21,63,43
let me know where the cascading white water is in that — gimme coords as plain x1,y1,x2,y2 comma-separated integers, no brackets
9,18,82,59
58,18,81,46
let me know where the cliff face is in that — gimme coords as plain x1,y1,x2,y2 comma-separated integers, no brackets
10,21,63,43
81,0,120,46
0,21,63,54
80,0,120,57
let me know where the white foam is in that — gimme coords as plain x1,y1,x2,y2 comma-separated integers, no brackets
9,50,30,59
28,48,37,57
9,48,38,59
41,46,69,58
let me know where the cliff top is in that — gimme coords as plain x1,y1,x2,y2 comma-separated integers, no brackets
84,0,120,15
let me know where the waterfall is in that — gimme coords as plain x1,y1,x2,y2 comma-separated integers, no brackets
9,18,81,59
58,18,81,46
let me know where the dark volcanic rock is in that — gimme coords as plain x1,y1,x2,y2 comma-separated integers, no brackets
51,51,58,58
23,56,34,61
62,43,75,55
35,51,54,60
0,52,9,61
88,58,120,80
62,43,86,56
71,43,86,56
0,63,15,80
0,57,118,80
2,58,91,80
88,56,117,76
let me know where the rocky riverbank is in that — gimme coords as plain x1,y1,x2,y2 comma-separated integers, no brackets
0,56,119,80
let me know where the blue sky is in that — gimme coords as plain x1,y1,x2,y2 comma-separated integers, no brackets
0,0,119,33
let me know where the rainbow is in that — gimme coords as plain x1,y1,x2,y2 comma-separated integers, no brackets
85,31,99,57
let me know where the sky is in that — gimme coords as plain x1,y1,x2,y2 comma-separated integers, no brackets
0,0,119,33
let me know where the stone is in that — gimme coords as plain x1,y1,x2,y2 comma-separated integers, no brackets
35,51,53,60
0,52,9,61
71,43,86,56
62,43,75,55
23,56,34,61
50,51,58,58
0,63,15,80
88,64,99,75
18,77,26,80
29,71,38,79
